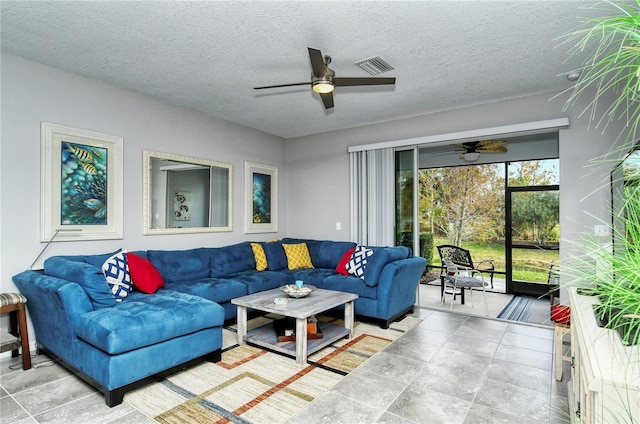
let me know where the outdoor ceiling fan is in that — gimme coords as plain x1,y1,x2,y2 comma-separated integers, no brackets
253,47,396,110
454,140,508,162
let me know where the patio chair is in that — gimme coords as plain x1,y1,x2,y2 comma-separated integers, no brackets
547,259,560,309
440,260,488,315
437,244,496,289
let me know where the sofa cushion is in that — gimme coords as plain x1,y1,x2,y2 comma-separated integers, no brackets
281,238,322,261
362,246,411,287
101,251,132,301
84,250,121,269
314,241,357,269
250,243,268,271
263,241,287,271
209,242,255,277
335,247,356,276
347,245,374,279
227,270,292,294
282,243,314,270
147,248,210,284
282,239,360,270
165,278,247,304
322,274,377,299
44,257,116,309
285,268,337,288
128,252,165,294
74,290,224,355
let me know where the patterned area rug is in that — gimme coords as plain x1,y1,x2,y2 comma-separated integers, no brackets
124,313,422,423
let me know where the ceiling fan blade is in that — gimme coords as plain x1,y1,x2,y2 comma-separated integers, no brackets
478,146,508,153
334,77,396,86
453,142,479,152
254,82,311,90
477,140,507,148
308,47,329,77
320,92,334,109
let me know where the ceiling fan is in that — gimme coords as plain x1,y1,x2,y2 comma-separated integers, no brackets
253,47,396,110
454,140,508,162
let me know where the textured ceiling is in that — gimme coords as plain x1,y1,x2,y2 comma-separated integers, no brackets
1,1,603,139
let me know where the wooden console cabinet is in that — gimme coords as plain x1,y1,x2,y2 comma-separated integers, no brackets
568,288,640,423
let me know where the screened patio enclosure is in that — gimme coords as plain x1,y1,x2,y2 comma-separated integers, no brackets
396,132,560,296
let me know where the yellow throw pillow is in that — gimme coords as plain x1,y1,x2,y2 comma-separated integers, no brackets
282,243,314,270
251,243,268,271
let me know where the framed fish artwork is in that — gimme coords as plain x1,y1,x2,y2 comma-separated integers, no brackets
244,161,278,233
40,122,123,241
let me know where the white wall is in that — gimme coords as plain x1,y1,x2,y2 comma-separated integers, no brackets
0,54,287,296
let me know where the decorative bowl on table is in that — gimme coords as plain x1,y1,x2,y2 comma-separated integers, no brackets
280,284,317,298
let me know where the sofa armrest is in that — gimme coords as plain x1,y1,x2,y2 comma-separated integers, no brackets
12,270,92,358
375,257,427,317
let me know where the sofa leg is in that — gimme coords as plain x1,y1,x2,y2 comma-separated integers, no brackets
380,305,415,329
104,388,125,407
207,349,222,363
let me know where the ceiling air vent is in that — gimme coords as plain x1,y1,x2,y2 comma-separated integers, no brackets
355,56,395,75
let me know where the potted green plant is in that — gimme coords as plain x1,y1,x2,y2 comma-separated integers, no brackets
557,2,640,421
571,182,640,346
559,0,640,142
559,0,640,338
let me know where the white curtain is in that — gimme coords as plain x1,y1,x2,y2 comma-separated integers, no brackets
350,148,395,246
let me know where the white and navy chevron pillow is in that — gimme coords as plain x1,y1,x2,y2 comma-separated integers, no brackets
102,250,132,301
346,245,374,279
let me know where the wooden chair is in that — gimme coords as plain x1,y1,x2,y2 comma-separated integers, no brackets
437,244,496,288
0,293,31,370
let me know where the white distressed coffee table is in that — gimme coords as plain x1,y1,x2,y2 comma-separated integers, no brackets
231,287,358,365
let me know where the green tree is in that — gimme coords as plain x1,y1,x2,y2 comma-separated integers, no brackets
418,170,437,233
426,165,503,246
508,160,557,186
509,160,559,245
511,191,560,244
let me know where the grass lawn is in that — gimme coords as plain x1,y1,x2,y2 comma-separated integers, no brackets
430,238,559,283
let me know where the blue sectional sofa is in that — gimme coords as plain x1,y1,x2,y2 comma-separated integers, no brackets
12,238,426,406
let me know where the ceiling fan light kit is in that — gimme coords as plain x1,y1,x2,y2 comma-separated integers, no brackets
254,47,396,109
462,152,481,162
312,78,335,94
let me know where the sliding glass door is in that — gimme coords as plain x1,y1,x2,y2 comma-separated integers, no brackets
395,149,419,254
506,160,559,296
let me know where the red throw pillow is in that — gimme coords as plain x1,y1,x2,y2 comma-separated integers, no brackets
551,304,571,324
335,248,356,276
126,253,165,294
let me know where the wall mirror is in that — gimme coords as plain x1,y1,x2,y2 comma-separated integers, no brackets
143,150,232,235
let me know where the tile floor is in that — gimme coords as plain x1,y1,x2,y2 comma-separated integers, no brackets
0,307,569,424
291,308,570,424
418,283,554,326
418,282,515,320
